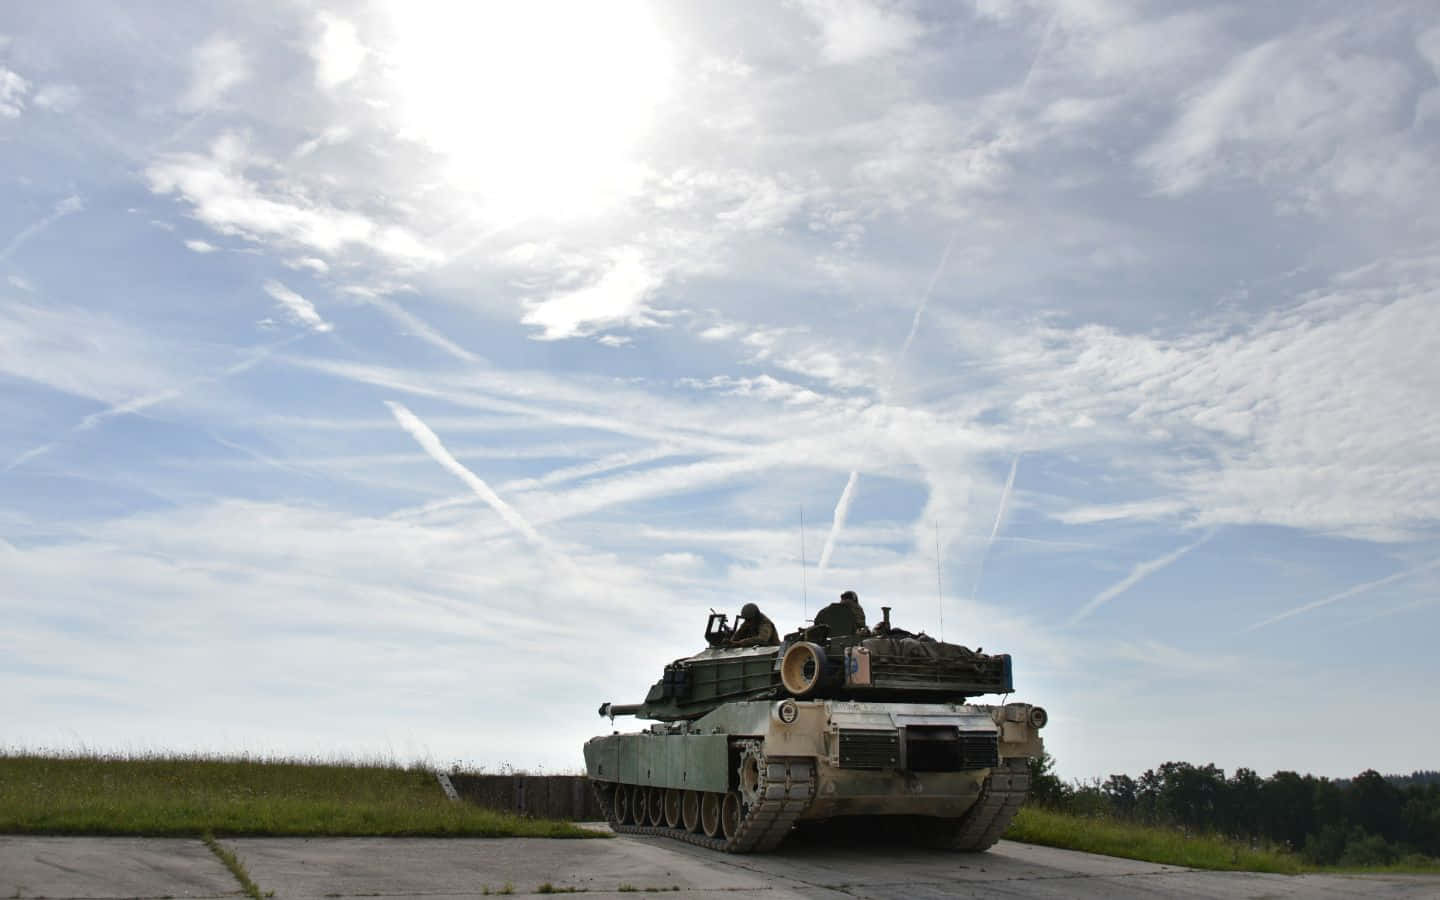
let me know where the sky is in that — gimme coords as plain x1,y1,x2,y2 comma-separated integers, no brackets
2,0,1438,782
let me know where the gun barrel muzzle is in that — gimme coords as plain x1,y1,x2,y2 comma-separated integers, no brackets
598,702,643,718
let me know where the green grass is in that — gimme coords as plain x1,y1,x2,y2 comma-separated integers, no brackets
0,753,601,839
202,832,269,899
1005,807,1440,876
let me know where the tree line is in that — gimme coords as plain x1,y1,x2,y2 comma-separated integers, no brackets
1027,755,1440,866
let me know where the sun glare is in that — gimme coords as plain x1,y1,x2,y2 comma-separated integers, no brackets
380,1,673,223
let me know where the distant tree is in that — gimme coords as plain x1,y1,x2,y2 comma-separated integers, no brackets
1026,750,1069,808
1348,770,1404,842
1154,761,1225,829
1261,771,1315,849
1223,767,1263,838
1101,773,1138,817
1402,785,1440,856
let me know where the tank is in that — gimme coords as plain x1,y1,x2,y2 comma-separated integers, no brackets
583,596,1047,853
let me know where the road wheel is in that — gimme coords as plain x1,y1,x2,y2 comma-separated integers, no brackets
721,790,743,840
630,787,649,825
648,787,665,826
701,792,722,837
682,790,702,832
664,789,683,828
613,784,629,825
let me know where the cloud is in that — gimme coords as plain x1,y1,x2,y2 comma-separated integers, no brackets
1055,498,1190,526
521,248,663,340
262,280,332,333
1138,25,1420,210
995,265,1440,542
1069,532,1214,625
797,0,925,64
0,300,180,405
0,65,29,117
814,233,958,570
311,14,367,88
5,336,294,471
184,239,218,253
31,83,79,112
181,36,249,111
147,134,439,266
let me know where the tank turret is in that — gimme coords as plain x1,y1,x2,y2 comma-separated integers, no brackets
600,604,1015,722
585,592,1047,853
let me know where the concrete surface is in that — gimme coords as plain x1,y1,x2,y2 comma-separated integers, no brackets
5,833,1439,899
0,836,241,898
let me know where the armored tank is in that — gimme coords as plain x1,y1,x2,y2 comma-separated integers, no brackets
584,594,1047,853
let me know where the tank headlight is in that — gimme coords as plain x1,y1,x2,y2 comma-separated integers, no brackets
774,699,800,725
1029,706,1048,729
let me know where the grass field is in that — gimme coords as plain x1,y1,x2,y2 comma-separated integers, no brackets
1006,806,1440,875
0,753,599,839
5,752,1439,876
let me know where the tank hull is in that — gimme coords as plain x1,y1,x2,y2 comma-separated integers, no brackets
584,698,1043,852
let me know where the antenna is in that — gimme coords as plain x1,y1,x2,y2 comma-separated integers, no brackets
800,506,809,617
935,519,944,642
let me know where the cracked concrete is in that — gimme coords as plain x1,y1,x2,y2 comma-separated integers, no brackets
4,834,1438,899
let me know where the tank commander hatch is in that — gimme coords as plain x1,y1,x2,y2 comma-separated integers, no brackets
727,602,780,647
814,589,869,637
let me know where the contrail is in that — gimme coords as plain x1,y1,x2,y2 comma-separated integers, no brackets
362,295,482,365
971,454,1021,602
817,234,958,572
1,195,83,262
384,401,549,550
4,337,297,472
1245,557,1440,632
1070,531,1214,625
814,6,1056,574
816,471,859,571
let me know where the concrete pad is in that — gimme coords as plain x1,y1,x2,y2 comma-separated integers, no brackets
230,835,834,899
229,833,1440,899
7,834,1439,899
0,836,240,899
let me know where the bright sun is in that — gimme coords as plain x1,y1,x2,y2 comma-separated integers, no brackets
380,0,673,224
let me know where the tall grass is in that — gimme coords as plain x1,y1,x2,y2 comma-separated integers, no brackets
1005,806,1303,873
1006,807,1440,875
0,752,599,838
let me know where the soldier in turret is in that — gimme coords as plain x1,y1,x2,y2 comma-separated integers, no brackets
728,602,779,647
814,590,869,636
839,590,867,628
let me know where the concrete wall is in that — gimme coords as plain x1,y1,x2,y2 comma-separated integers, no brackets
448,774,604,821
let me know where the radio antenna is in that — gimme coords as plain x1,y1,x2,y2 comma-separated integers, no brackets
800,506,809,617
935,519,944,642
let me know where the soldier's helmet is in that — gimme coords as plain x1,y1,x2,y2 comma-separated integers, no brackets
840,590,859,603
740,602,760,619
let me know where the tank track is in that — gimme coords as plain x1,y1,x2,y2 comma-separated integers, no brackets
922,757,1032,851
593,754,816,853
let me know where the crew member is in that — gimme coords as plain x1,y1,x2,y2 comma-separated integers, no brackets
838,590,867,629
813,589,870,636
728,602,779,647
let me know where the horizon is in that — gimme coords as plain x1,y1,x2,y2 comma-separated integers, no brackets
3,0,1439,783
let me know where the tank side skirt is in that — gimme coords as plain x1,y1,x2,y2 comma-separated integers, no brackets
593,754,817,853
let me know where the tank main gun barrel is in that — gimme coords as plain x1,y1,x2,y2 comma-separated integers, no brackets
598,702,643,718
